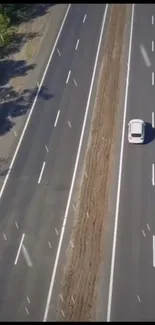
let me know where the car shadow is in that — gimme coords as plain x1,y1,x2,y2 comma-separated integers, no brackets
143,122,155,144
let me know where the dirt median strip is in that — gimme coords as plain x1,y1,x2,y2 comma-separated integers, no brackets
58,4,128,321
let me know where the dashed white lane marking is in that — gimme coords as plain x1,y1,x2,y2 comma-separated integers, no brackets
25,307,29,315
152,163,155,186
14,233,25,265
3,233,7,240
59,294,64,302
142,229,146,237
43,4,109,322
137,295,141,302
68,120,72,128
22,244,32,267
75,39,79,50
61,309,65,317
66,70,71,84
13,129,17,137
152,15,154,25
38,162,46,184
27,296,30,304
153,236,155,267
152,72,154,85
87,212,89,218
147,223,150,231
45,145,49,153
73,79,77,86
48,241,52,248
70,240,74,248
57,48,61,56
54,110,60,127
152,112,155,128
15,221,19,229
55,228,58,235
84,171,88,178
152,41,154,52
140,44,151,67
83,14,87,23
71,296,75,304
72,204,76,211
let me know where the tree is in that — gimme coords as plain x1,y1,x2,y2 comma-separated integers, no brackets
0,12,11,49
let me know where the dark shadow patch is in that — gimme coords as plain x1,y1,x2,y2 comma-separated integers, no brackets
0,84,54,136
0,117,15,136
0,168,9,177
3,32,38,57
0,59,36,86
38,85,55,101
0,158,9,177
3,4,55,25
143,122,155,144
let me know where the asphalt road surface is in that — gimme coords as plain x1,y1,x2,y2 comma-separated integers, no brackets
0,4,107,321
108,4,155,321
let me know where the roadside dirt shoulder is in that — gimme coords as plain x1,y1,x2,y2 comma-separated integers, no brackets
58,4,128,321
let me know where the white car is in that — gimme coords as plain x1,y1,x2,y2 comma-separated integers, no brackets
128,119,145,144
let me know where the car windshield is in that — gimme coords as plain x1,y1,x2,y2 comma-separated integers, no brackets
131,133,142,137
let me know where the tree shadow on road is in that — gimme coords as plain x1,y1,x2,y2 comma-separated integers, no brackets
0,83,54,136
0,59,36,86
38,85,55,101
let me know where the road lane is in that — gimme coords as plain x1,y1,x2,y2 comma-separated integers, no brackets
109,4,155,321
0,4,107,321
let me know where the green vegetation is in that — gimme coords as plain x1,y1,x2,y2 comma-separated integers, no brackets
0,5,30,52
0,5,18,51
0,11,11,49
0,4,51,56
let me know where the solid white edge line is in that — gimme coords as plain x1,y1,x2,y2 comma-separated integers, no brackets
54,110,60,127
43,4,109,321
14,233,25,265
152,112,154,128
38,162,46,184
0,4,71,200
153,236,155,267
106,4,135,322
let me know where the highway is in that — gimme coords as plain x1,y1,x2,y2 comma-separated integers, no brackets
107,4,155,321
0,4,108,321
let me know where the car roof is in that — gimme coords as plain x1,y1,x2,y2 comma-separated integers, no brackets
130,120,143,134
